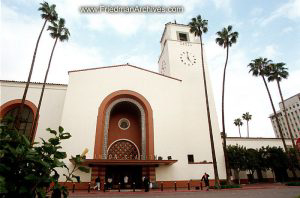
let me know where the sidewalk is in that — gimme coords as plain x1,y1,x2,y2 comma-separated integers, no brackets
68,183,299,196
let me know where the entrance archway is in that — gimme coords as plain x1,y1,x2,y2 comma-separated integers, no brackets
94,90,154,159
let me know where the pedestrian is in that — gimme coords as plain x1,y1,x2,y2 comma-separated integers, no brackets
201,172,210,191
93,176,101,191
107,176,113,189
143,176,150,192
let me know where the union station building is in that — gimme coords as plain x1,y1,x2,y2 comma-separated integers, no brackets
0,23,295,189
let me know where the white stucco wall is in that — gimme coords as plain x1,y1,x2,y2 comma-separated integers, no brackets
0,81,67,143
59,62,226,182
227,137,293,149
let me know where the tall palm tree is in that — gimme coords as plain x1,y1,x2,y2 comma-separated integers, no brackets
31,18,70,135
233,118,243,137
15,2,58,131
242,112,252,137
266,62,300,163
189,15,220,187
215,25,238,184
248,58,297,179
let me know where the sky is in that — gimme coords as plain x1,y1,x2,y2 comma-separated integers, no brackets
1,0,300,138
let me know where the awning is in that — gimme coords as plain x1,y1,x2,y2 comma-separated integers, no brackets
74,159,177,166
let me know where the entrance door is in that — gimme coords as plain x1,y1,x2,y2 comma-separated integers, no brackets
106,166,142,189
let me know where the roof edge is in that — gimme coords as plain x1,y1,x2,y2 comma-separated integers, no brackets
68,64,182,82
0,80,67,86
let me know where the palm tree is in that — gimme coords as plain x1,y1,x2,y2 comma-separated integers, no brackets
266,62,300,164
189,15,220,187
31,18,70,135
15,2,58,131
216,25,238,184
242,112,252,137
233,118,243,137
248,58,297,179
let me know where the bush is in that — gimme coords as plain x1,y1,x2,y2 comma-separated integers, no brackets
220,180,227,185
210,185,241,189
0,119,89,197
286,182,300,186
220,185,241,189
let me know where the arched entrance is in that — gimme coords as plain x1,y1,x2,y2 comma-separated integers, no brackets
94,90,154,159
93,90,155,189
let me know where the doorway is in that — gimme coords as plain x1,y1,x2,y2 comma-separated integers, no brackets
105,166,142,189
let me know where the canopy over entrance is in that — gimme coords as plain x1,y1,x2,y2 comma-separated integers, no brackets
79,159,177,166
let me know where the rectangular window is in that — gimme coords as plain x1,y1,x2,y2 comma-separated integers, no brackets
187,154,194,163
178,33,188,41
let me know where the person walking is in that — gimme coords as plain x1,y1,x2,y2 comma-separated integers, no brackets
201,173,210,191
93,176,101,191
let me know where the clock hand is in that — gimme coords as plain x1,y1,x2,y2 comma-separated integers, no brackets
186,52,191,62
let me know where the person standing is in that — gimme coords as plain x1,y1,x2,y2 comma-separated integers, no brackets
201,173,210,191
143,176,150,192
93,176,101,191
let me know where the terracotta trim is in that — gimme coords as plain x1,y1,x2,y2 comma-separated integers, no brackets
68,64,182,82
94,90,154,160
0,99,38,142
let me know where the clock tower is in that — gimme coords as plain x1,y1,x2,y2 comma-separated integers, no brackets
158,22,203,80
157,22,225,180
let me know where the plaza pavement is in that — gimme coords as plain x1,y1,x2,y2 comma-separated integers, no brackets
69,183,300,198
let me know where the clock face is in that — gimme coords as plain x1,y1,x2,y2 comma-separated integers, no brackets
161,60,167,74
179,51,197,66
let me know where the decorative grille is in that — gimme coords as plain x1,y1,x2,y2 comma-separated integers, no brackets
107,140,139,160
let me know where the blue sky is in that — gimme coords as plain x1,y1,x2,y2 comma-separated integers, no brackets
1,0,300,138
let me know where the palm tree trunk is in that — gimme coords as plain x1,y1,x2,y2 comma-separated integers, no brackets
14,20,48,131
247,121,249,138
199,35,220,187
276,80,300,165
31,38,58,135
261,74,297,179
238,126,241,137
221,46,232,184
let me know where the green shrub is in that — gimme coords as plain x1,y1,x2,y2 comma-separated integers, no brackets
286,182,300,186
0,119,89,197
211,185,241,189
220,180,227,185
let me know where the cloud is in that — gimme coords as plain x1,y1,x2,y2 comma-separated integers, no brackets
262,45,280,60
212,0,232,14
0,3,104,84
205,37,279,137
261,0,300,26
282,26,293,33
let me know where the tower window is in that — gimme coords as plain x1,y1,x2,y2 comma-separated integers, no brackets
177,32,189,41
187,154,194,163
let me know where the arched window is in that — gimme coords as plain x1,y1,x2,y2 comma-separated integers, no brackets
1,99,38,141
2,106,34,138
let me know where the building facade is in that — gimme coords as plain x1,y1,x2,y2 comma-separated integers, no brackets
269,93,300,139
0,23,297,189
1,23,227,188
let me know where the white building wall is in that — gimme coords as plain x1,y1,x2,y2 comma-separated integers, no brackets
270,93,300,139
0,81,67,144
59,62,225,182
